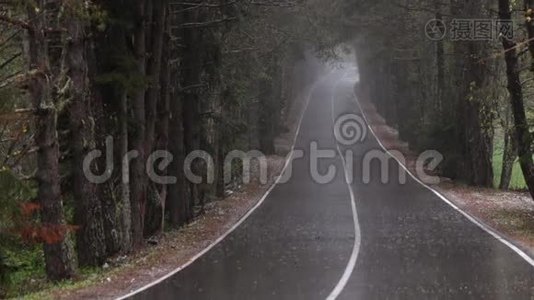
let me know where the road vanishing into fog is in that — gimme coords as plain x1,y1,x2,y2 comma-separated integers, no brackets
123,70,534,300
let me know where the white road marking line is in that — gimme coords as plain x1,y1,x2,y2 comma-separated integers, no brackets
326,73,362,300
351,87,534,268
116,75,329,300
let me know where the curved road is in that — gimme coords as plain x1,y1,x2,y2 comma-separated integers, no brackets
126,70,534,300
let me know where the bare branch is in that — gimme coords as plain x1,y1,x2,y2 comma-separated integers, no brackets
0,14,33,32
0,51,21,70
172,17,237,29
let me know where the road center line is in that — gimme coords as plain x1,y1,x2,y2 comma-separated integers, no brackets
326,73,362,300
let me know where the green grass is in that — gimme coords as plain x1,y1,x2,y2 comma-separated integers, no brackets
492,152,527,190
22,267,106,300
1,245,48,298
493,134,527,190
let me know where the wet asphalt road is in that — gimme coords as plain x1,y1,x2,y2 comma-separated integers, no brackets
128,71,534,300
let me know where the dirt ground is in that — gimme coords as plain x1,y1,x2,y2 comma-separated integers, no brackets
357,90,534,260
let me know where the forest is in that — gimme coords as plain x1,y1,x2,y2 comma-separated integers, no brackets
1,0,534,298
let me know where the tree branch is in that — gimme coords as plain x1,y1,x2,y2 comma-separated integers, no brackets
172,17,237,29
0,14,33,32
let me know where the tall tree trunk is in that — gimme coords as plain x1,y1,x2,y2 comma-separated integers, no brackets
143,0,167,237
525,0,534,72
500,127,517,190
120,89,132,251
86,1,126,254
451,0,494,187
130,0,148,248
156,12,171,232
499,0,534,198
145,0,167,156
181,9,202,221
87,39,122,257
258,76,276,154
258,59,278,155
165,3,185,227
65,6,107,266
26,1,75,281
168,81,188,227
435,10,444,113
216,97,226,199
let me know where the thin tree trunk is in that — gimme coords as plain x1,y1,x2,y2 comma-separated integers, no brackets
143,0,167,237
258,65,275,155
500,128,517,190
130,0,148,248
435,10,444,113
87,47,122,257
451,0,494,187
168,81,188,227
120,89,132,251
65,5,106,266
525,0,534,71
181,9,201,221
145,0,167,156
26,0,75,281
499,0,534,198
157,11,171,232
216,123,225,198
